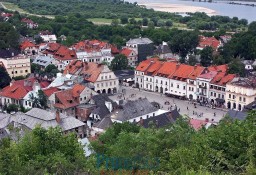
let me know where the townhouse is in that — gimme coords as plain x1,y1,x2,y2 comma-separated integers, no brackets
72,40,117,65
197,36,221,51
21,18,38,29
53,84,97,116
0,77,50,109
42,43,77,71
64,60,119,94
38,30,57,43
0,49,31,78
20,40,38,55
209,73,236,107
120,48,138,67
225,77,256,111
135,59,237,106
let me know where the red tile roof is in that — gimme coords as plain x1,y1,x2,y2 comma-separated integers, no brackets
190,119,207,130
64,60,104,83
54,45,77,61
43,87,60,97
121,48,134,57
170,64,195,81
188,65,205,80
20,40,36,50
21,18,35,24
135,58,160,72
155,62,177,77
146,61,163,75
54,84,86,109
198,36,221,50
208,64,228,73
1,13,13,17
210,73,236,86
198,71,218,79
1,78,50,100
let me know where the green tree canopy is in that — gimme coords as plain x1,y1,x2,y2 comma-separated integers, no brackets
0,127,91,174
200,46,213,67
0,66,11,89
228,58,245,77
110,54,129,71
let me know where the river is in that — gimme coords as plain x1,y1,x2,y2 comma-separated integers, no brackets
128,0,256,23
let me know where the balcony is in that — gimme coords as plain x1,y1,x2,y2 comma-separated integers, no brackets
199,85,207,89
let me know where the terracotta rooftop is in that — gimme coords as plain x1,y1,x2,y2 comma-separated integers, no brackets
170,64,195,81
54,45,77,61
21,18,36,24
155,62,177,77
198,71,218,80
208,64,228,73
20,40,35,50
188,65,205,80
43,87,60,97
189,119,207,130
210,73,236,86
198,36,221,50
135,58,159,72
120,48,133,57
0,78,50,100
54,84,86,109
64,60,104,83
72,39,112,52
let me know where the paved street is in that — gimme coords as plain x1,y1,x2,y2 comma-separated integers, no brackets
108,86,227,122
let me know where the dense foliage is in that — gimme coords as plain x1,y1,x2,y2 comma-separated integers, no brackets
110,54,129,71
91,111,256,174
0,22,19,49
3,0,248,30
0,127,92,174
0,66,11,89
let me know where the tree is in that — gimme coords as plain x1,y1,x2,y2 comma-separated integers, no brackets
0,66,11,89
228,58,245,77
188,55,199,66
0,127,92,174
142,18,148,26
200,46,213,67
110,54,129,71
165,20,173,27
6,104,19,113
35,36,44,44
169,30,199,59
38,90,48,109
120,16,128,24
111,18,119,26
31,63,41,73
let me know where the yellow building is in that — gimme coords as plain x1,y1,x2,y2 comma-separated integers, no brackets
225,77,256,111
0,51,31,78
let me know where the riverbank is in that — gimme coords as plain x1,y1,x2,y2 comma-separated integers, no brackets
138,2,217,15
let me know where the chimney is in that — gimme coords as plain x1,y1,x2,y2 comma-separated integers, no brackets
10,79,15,86
56,111,61,123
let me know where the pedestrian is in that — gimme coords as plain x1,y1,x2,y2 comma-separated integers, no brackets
187,107,189,110
193,111,194,115
214,112,216,117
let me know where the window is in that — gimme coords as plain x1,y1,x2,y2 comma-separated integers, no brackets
210,92,213,96
161,81,163,84
80,98,82,101
20,70,23,73
233,95,235,99
101,83,103,87
110,82,112,86
171,83,173,87
229,94,231,98
114,81,116,85
101,76,103,80
177,85,179,89
97,84,99,88
105,76,107,79
165,82,167,85
218,94,220,98
183,86,185,90
239,97,242,101
15,71,17,74
105,82,108,87
109,75,111,78
243,97,246,102
222,95,224,99
84,97,86,100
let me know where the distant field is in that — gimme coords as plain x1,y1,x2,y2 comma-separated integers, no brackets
87,18,113,24
2,2,27,13
1,2,54,19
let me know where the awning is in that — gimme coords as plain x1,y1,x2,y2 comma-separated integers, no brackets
215,98,225,103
